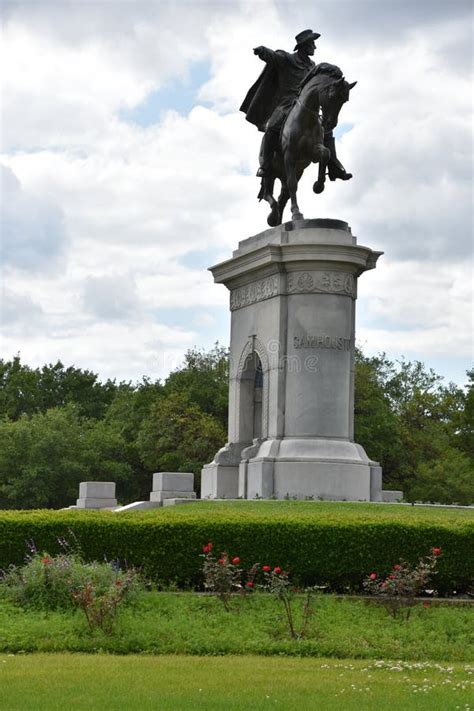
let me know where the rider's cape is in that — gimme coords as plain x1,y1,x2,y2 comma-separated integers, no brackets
240,52,289,132
240,65,278,132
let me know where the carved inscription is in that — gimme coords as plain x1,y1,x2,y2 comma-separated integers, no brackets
287,271,355,298
230,276,279,311
293,334,351,351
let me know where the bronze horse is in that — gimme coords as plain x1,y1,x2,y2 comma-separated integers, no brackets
259,65,356,226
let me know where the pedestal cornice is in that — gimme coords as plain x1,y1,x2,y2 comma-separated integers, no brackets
210,221,382,288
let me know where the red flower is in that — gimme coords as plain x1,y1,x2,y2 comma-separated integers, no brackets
393,564,401,571
245,581,254,588
369,572,377,580
432,547,442,557
388,574,395,580
41,556,51,565
262,565,271,572
232,557,240,565
273,567,282,574
217,558,225,565
202,543,213,554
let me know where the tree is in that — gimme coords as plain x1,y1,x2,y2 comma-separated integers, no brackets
454,369,474,457
104,379,164,501
382,359,467,495
0,356,118,420
353,349,401,477
0,405,132,509
137,392,226,494
163,344,229,426
411,449,474,505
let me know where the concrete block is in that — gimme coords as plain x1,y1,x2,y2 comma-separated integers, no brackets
152,472,194,492
150,490,196,502
201,463,239,499
79,481,116,499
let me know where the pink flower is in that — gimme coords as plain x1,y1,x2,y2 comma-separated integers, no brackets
262,565,271,572
245,581,254,588
432,547,442,557
369,573,377,580
388,574,395,580
232,557,240,565
273,567,282,575
202,543,213,554
393,564,401,571
217,558,225,565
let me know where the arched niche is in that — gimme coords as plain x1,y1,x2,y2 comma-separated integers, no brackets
235,338,269,443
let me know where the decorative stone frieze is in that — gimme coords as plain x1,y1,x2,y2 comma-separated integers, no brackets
287,270,355,298
230,275,280,311
229,270,355,311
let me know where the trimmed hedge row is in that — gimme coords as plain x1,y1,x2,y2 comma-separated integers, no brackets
0,507,472,593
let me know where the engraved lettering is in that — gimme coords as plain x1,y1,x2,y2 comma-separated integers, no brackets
293,333,351,351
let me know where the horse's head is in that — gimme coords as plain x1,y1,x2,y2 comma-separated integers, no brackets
320,77,357,132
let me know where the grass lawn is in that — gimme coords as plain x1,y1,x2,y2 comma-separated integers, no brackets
0,593,472,661
1,653,473,710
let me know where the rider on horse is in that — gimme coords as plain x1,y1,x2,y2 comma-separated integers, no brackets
240,29,352,184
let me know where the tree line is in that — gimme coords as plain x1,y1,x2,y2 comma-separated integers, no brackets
0,346,472,509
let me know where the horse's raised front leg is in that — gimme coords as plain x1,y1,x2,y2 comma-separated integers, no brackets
313,145,331,194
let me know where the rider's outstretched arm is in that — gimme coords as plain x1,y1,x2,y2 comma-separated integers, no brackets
253,46,286,67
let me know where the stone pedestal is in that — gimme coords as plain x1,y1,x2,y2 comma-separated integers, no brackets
201,218,384,501
150,472,196,503
76,481,117,509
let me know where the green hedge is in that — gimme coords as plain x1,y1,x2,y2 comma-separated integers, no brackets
0,504,472,593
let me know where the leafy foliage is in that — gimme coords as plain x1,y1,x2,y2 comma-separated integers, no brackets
0,542,141,624
0,505,471,594
363,547,442,618
0,356,117,420
0,405,132,509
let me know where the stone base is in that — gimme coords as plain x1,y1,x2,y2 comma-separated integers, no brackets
76,481,117,509
76,497,118,509
150,490,196,503
201,463,239,499
204,438,384,502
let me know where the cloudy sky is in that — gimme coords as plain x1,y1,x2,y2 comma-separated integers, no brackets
1,0,472,387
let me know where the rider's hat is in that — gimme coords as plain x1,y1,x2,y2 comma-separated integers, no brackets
294,29,320,50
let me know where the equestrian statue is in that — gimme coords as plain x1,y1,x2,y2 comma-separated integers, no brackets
240,29,356,225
